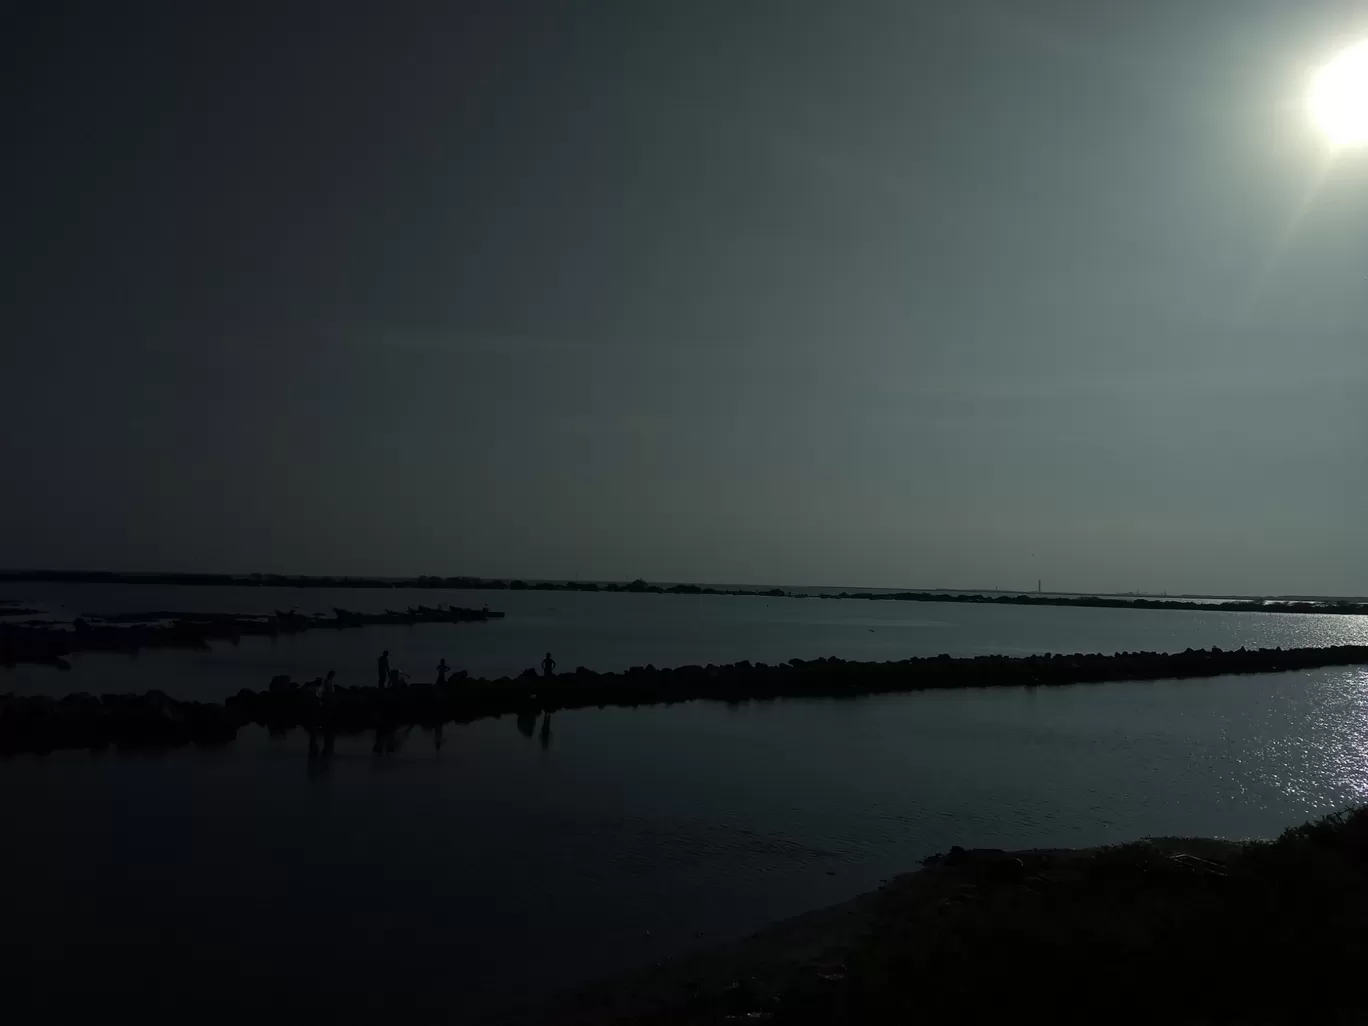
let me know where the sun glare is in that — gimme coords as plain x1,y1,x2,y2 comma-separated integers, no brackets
1309,39,1368,147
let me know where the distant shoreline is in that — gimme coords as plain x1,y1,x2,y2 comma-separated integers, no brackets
4,570,1368,616
0,605,503,670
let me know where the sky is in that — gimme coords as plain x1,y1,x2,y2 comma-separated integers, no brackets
3,1,1367,594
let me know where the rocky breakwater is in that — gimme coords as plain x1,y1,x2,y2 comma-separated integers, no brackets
0,604,504,669
6,644,1368,755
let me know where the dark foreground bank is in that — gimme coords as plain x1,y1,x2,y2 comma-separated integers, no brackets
5,643,1368,754
503,808,1368,1025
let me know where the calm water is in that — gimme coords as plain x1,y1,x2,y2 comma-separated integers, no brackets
5,582,1368,698
6,669,1368,1017
5,585,1368,1017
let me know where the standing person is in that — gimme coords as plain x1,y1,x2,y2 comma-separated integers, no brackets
377,650,390,688
542,652,556,678
435,658,450,687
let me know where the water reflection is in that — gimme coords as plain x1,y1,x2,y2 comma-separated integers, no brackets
516,708,538,738
12,667,1368,1019
307,724,336,761
1241,668,1368,805
373,724,396,754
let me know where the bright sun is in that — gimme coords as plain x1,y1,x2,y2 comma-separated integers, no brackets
1309,39,1368,147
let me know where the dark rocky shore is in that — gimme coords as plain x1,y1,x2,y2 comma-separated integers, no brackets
5,643,1368,755
0,604,503,669
502,808,1368,1025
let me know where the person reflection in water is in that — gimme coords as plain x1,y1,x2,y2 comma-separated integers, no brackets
320,670,336,756
539,711,553,750
307,672,330,760
373,724,397,754
516,708,538,738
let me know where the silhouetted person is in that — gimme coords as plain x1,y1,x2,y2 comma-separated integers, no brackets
539,711,553,750
436,658,450,686
377,650,390,688
542,652,556,678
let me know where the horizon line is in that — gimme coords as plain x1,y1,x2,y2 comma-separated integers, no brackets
1,567,1364,604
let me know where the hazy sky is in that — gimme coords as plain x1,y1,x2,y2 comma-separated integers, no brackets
4,1,1367,593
